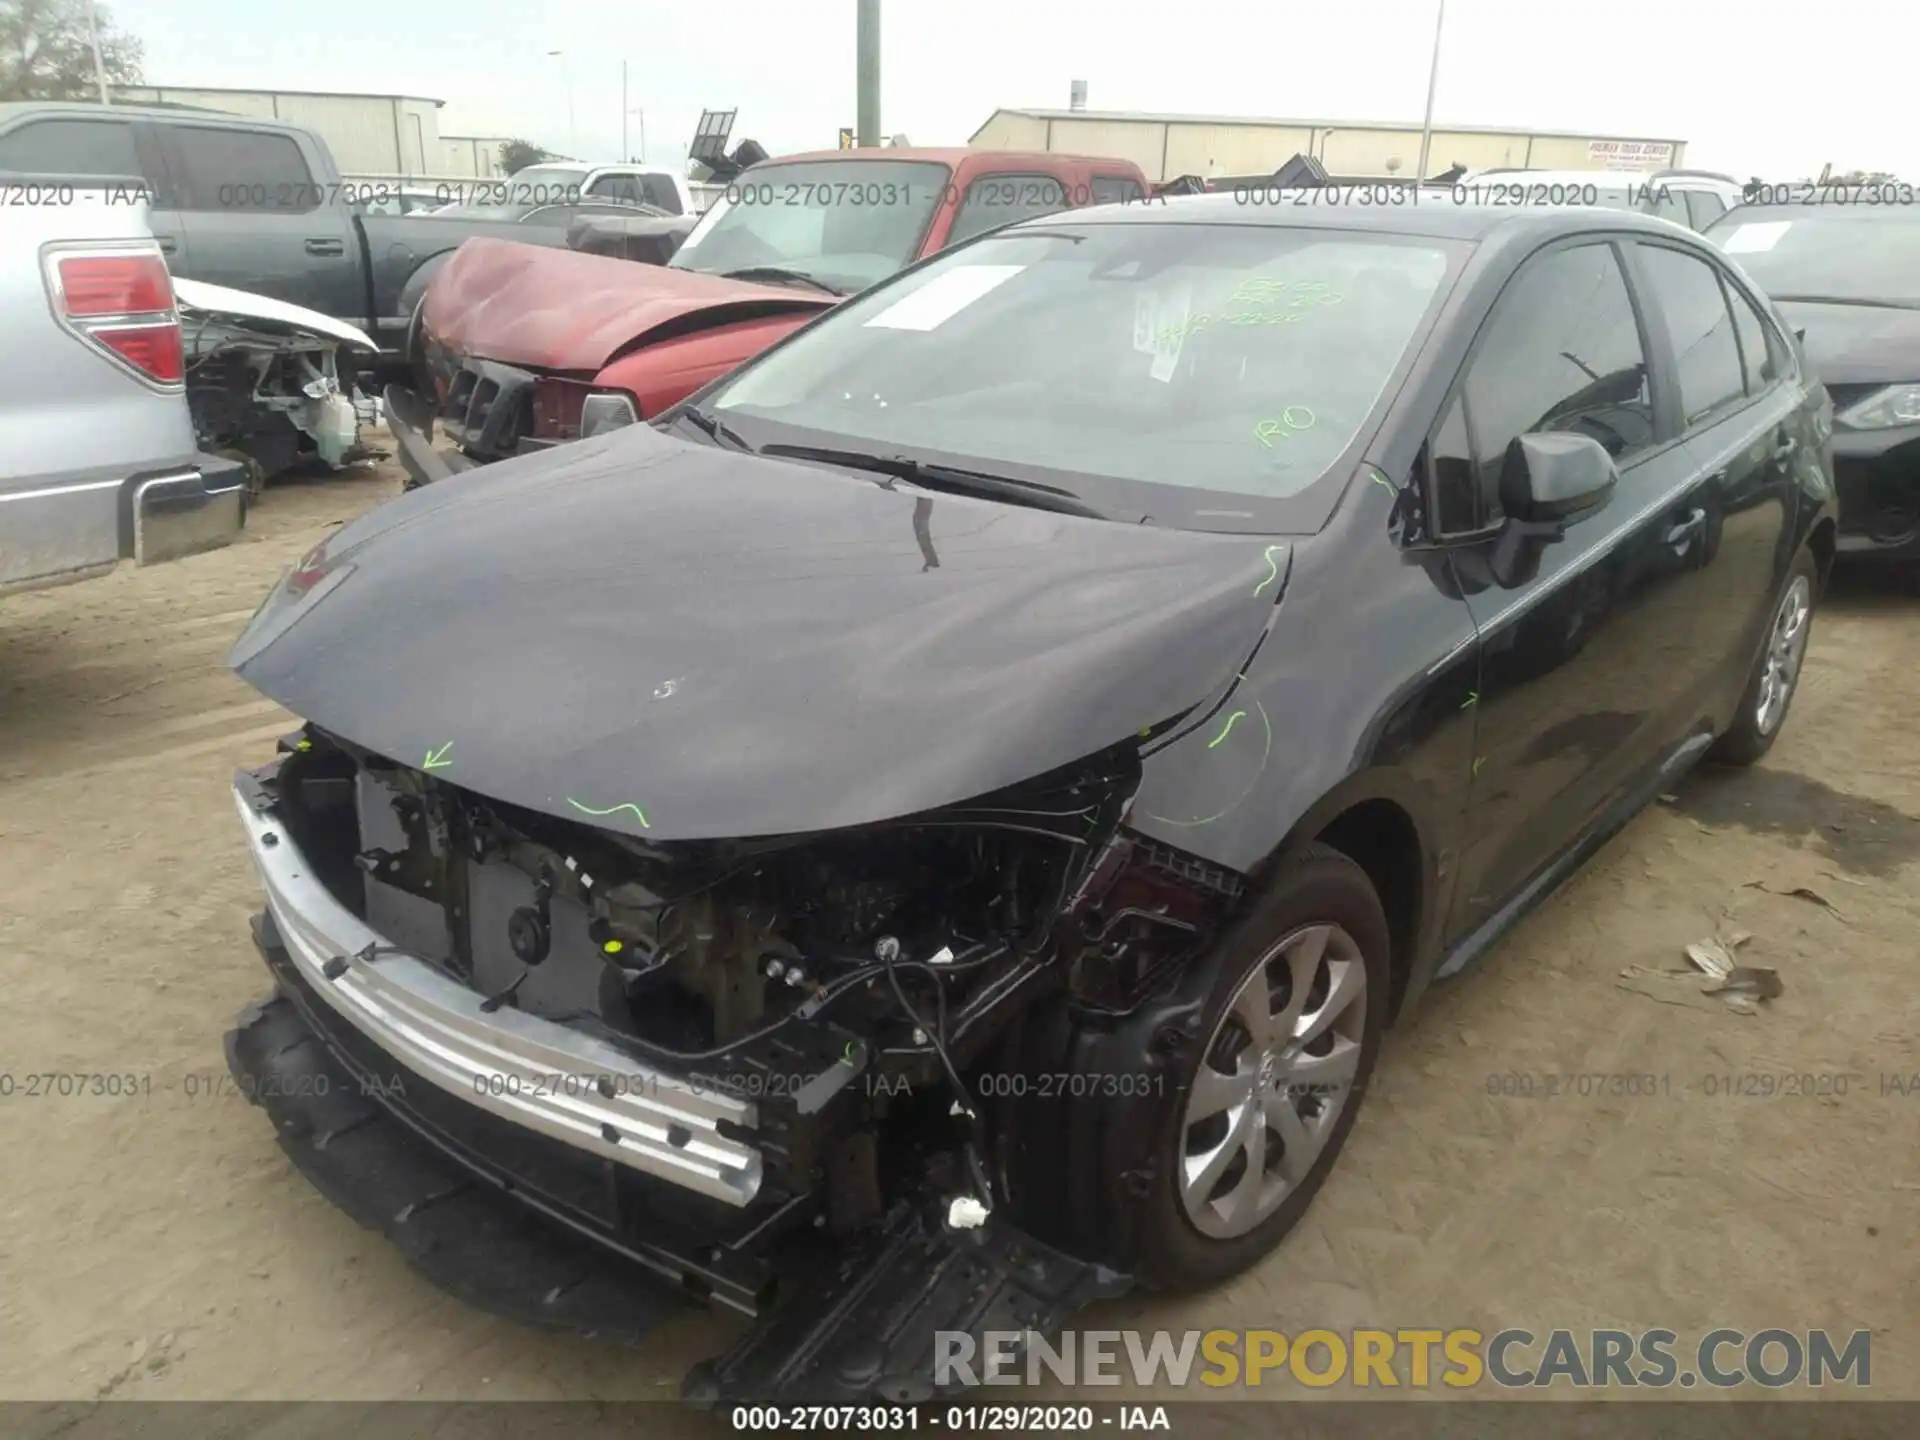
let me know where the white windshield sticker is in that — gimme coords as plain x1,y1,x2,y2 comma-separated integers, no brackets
1149,284,1192,383
863,264,1026,331
1132,292,1158,353
1722,221,1791,254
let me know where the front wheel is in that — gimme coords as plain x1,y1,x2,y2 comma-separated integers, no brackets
1135,842,1391,1290
1711,547,1818,766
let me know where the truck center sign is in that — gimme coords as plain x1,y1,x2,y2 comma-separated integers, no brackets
1587,139,1677,171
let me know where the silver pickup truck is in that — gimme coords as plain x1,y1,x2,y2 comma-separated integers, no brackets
1,174,247,597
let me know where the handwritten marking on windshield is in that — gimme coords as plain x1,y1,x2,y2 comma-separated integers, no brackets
1228,278,1345,308
1253,544,1285,597
1255,407,1317,447
567,798,650,828
1207,710,1248,748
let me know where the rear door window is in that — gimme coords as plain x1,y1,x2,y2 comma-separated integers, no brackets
1724,277,1785,394
1634,243,1747,427
1684,190,1727,231
0,117,144,180
162,125,315,212
947,172,1071,245
1648,186,1690,226
640,175,682,213
588,173,645,205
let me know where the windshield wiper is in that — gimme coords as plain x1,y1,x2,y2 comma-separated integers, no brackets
674,405,754,450
719,266,844,296
1770,293,1920,312
757,442,1120,520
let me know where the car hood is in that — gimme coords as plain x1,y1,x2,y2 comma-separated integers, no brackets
423,238,837,373
1775,299,1920,385
173,277,378,352
229,425,1284,841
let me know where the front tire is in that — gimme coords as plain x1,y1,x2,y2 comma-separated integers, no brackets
1711,546,1818,767
1133,843,1391,1290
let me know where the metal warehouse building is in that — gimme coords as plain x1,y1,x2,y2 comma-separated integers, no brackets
108,85,515,177
972,107,1686,183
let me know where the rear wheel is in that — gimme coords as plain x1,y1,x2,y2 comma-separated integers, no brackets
1711,547,1818,766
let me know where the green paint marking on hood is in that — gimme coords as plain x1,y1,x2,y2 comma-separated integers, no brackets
566,797,650,828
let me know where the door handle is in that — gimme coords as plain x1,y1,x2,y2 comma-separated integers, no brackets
1665,507,1707,548
304,238,346,257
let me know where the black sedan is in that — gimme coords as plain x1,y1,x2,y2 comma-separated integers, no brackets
221,195,1836,1404
1706,195,1920,562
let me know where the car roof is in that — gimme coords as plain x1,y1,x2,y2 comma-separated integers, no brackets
1718,194,1920,219
1042,190,1705,244
0,99,311,136
1469,167,1744,193
1467,169,1656,188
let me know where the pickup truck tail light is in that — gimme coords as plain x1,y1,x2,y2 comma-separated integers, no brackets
43,244,185,387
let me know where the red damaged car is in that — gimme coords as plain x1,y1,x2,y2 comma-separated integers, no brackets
384,148,1149,486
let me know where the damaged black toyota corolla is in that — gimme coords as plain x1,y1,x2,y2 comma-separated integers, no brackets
223,197,1835,1403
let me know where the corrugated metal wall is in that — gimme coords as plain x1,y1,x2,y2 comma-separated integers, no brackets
973,111,1684,182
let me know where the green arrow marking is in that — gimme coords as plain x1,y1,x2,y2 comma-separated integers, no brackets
566,797,649,829
1461,691,1479,710
422,742,453,771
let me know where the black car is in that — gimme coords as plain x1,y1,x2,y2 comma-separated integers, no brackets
222,196,1835,1405
1706,195,1920,561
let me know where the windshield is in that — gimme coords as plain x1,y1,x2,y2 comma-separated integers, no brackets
669,160,950,293
704,220,1458,532
1706,205,1920,303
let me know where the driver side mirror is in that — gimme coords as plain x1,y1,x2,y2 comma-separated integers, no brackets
1487,432,1617,587
1502,431,1617,523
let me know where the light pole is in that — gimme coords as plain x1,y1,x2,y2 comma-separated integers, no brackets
856,0,880,147
547,50,577,158
1414,0,1447,182
85,0,110,104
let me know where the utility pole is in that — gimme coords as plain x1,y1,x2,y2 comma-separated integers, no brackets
1414,0,1446,182
85,0,111,104
547,50,577,158
622,61,628,161
856,0,880,147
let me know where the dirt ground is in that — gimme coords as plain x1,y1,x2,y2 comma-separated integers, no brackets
1,447,1916,1412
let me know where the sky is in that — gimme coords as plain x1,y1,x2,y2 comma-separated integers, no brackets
110,0,1918,181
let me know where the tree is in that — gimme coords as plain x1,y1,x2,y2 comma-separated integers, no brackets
0,0,144,102
498,138,559,174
